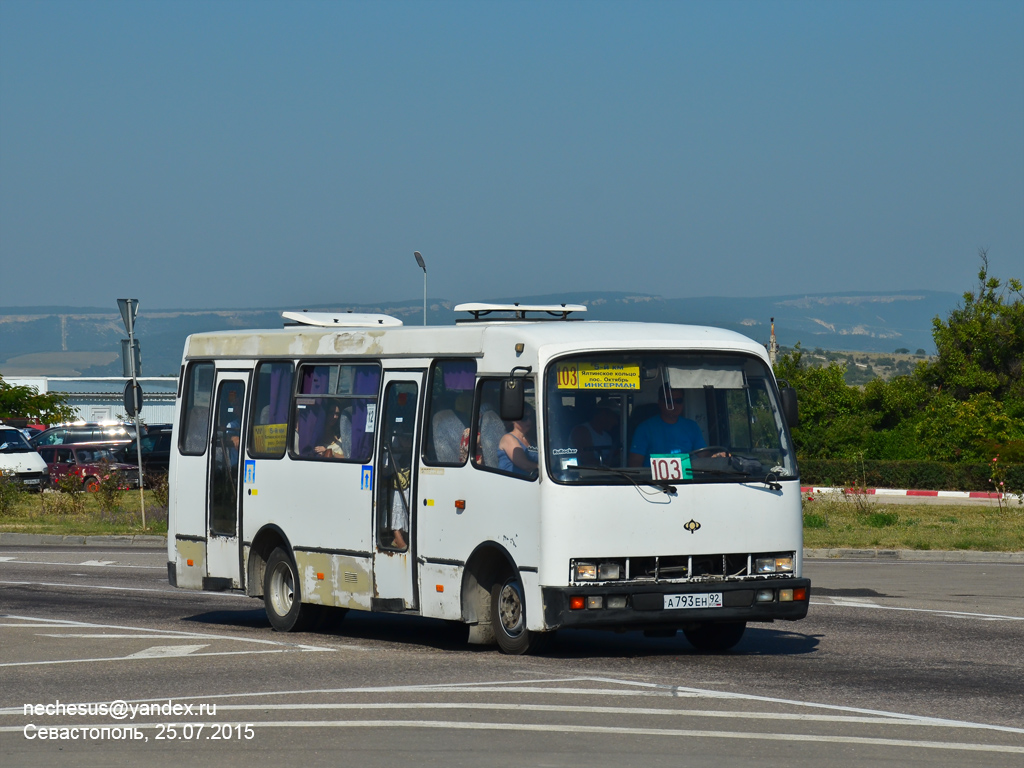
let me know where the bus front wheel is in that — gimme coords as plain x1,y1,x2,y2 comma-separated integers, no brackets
491,574,543,655
264,547,316,632
683,621,746,651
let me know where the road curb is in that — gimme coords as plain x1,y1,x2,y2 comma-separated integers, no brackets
0,532,167,548
804,548,1024,563
801,486,1017,501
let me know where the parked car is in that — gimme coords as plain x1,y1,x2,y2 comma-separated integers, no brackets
37,444,140,492
113,426,172,483
30,422,144,450
0,425,49,490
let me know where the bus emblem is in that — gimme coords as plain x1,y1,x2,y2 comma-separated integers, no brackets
684,519,701,534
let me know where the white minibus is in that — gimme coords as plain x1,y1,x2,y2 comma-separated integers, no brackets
168,304,809,653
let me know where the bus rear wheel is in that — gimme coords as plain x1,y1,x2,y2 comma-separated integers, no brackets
491,574,544,655
264,547,318,632
683,621,746,651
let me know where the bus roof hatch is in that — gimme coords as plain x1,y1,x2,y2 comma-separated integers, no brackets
454,303,587,322
281,311,404,328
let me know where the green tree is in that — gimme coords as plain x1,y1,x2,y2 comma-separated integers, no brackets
0,375,77,424
774,345,872,460
776,251,1023,463
924,250,1024,407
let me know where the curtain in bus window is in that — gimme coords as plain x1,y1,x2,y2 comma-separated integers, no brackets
666,364,745,389
267,365,291,423
295,366,330,455
349,367,381,461
443,363,476,391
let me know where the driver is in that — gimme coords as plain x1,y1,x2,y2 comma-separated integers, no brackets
628,386,706,467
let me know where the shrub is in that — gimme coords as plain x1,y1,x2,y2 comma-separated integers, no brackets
149,471,169,509
41,488,86,516
0,471,26,516
799,459,1024,491
93,464,125,516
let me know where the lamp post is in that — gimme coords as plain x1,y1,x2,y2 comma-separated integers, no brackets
413,251,427,325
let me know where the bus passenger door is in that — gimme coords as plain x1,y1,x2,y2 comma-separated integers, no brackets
206,372,249,590
372,372,424,611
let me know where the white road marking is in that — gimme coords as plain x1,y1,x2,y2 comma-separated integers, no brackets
0,579,242,596
0,719,1017,754
810,598,1024,621
0,559,162,570
29,675,1014,736
39,633,229,639
0,647,331,668
126,644,209,658
0,614,340,651
206,700,1003,730
0,556,16,562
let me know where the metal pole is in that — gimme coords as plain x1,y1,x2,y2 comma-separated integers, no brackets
125,319,145,529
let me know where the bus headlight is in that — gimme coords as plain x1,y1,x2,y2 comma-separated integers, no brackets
756,556,794,574
574,563,597,581
598,563,621,580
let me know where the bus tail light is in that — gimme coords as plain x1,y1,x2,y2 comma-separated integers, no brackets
570,596,585,610
606,595,627,609
756,589,774,602
587,596,603,609
793,587,808,601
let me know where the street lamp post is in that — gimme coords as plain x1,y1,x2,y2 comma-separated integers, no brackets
413,251,427,325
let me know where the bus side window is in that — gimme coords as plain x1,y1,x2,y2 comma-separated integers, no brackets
180,362,215,456
249,362,294,459
291,363,380,462
472,379,537,479
423,359,475,466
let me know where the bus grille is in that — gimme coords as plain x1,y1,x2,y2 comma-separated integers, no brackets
570,552,795,585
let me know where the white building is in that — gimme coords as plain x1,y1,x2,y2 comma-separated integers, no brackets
4,376,178,426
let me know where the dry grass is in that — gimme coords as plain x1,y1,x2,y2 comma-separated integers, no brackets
0,489,168,536
802,493,1024,551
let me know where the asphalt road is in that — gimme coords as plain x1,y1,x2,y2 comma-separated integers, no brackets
1,546,1022,767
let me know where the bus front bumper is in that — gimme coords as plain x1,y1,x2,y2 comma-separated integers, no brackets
541,578,811,631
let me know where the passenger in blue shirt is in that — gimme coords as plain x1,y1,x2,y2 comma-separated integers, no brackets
628,386,706,467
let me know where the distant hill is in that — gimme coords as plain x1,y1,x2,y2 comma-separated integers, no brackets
0,290,959,377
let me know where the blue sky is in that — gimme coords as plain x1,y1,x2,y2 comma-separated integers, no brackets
1,0,1021,310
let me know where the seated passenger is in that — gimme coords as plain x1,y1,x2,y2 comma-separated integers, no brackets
499,406,538,476
628,386,705,467
569,407,619,466
314,403,346,459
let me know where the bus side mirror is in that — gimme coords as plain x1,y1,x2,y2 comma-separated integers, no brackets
780,386,799,428
499,366,531,421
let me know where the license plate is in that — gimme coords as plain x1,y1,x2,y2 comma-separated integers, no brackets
22,478,40,485
664,592,723,610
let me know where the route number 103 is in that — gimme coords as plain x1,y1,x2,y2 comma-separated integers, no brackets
650,454,688,481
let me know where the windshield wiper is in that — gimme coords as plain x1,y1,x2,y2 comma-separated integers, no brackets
574,465,677,493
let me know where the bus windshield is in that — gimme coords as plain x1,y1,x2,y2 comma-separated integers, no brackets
544,352,797,485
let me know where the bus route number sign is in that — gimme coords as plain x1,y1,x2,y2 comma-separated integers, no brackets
555,362,640,390
650,454,691,481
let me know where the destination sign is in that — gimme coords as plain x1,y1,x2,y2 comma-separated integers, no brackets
555,362,640,390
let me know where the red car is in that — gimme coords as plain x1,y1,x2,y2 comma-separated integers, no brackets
37,444,140,492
